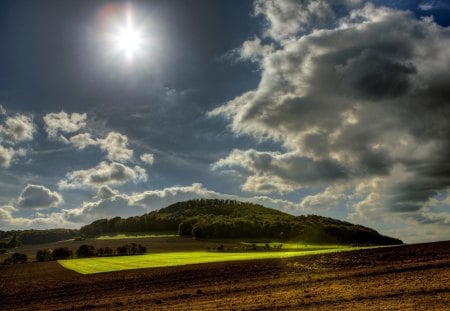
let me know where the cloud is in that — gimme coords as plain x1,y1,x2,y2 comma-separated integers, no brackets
43,111,87,139
0,145,14,168
0,105,6,115
0,114,35,144
413,211,450,226
210,2,450,224
68,133,98,149
419,2,433,11
253,0,334,41
0,113,35,167
300,184,348,210
418,1,449,11
213,149,348,193
17,184,64,209
98,132,133,162
0,205,73,230
239,37,274,62
140,153,154,165
129,183,221,207
96,185,119,200
64,194,144,223
58,161,147,189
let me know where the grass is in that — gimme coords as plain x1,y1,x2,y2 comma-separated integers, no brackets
59,246,358,274
95,232,178,240
240,242,348,249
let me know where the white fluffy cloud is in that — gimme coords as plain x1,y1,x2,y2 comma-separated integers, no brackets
64,193,144,223
17,184,64,209
0,205,74,230
129,182,221,207
254,0,333,41
0,145,14,168
43,111,87,139
0,113,35,168
58,161,147,189
0,114,35,143
96,185,119,200
68,133,98,149
140,153,154,165
300,184,348,210
98,132,133,162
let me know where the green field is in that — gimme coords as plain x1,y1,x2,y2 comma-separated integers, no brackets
59,247,356,274
95,233,178,240
241,242,348,249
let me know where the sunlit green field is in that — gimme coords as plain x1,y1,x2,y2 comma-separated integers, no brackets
95,233,177,240
241,242,348,249
59,247,356,274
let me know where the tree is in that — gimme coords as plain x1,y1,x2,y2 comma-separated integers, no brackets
52,247,72,260
11,252,27,264
116,245,126,255
95,247,114,257
7,234,21,248
137,244,146,254
36,249,53,262
76,245,95,257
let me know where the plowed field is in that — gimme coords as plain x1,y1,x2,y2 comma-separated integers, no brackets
1,241,449,310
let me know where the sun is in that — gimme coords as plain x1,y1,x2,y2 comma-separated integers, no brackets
115,25,142,61
111,11,144,63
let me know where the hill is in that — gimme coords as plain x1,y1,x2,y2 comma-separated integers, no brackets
80,199,402,245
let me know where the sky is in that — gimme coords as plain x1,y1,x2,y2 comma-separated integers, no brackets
0,0,449,243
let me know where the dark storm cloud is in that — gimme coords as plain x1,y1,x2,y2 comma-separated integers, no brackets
211,2,450,217
337,50,416,100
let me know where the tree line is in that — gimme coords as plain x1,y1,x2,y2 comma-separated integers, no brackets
2,243,147,265
36,243,147,261
0,229,79,249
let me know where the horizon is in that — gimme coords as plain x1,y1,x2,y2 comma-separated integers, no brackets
0,0,449,244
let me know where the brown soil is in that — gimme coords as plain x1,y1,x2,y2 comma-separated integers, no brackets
1,241,449,310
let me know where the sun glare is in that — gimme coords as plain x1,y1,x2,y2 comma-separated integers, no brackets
111,10,144,63
116,26,142,61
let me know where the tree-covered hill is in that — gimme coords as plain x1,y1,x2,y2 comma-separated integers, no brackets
80,199,402,245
